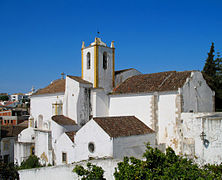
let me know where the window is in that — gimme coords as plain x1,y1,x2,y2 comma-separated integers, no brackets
34,121,37,128
103,52,107,70
62,152,67,163
88,142,95,153
87,52,91,69
38,115,43,129
30,145,35,155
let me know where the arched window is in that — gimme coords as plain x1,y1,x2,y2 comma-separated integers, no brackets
103,52,107,70
87,52,91,69
38,115,43,129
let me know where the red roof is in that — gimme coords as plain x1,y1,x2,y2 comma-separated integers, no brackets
93,116,154,138
113,71,192,94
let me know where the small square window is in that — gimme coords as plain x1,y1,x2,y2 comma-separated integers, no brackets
62,152,67,163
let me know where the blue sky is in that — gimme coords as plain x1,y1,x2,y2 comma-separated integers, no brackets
1,0,222,94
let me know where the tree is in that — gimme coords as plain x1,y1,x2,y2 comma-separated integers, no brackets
72,144,222,179
73,162,105,180
114,144,222,179
0,95,9,101
202,43,222,111
0,161,19,179
203,42,216,80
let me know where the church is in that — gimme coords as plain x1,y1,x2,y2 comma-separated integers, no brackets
15,37,222,165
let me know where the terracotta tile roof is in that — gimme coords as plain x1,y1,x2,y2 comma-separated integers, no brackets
115,68,135,75
65,131,76,142
93,116,154,138
67,75,92,85
52,115,76,126
33,79,65,95
1,125,27,138
113,71,192,94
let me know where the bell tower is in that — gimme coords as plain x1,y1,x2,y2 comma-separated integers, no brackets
81,38,115,93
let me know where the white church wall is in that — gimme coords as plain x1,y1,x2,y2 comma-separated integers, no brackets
31,93,64,127
92,88,109,117
109,94,153,127
181,112,222,164
180,71,214,113
51,121,66,143
77,84,91,125
35,130,51,165
82,46,95,85
55,133,75,165
63,76,92,126
98,46,114,93
17,128,35,143
14,142,33,165
15,128,35,165
63,77,79,123
113,133,155,159
19,158,120,180
74,120,113,162
158,92,180,153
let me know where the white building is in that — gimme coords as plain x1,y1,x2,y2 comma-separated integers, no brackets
15,37,220,166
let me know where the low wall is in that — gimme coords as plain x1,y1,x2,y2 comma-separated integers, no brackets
18,158,120,180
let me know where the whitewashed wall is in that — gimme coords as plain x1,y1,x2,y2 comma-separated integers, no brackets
180,71,214,112
18,158,120,180
74,120,113,162
14,128,35,164
113,133,155,159
63,76,92,126
109,94,153,127
97,46,114,93
35,130,51,165
55,133,75,165
92,88,109,117
63,77,79,123
181,112,222,164
31,93,64,127
82,46,95,85
157,93,180,152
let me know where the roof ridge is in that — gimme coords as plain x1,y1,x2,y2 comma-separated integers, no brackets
158,72,174,89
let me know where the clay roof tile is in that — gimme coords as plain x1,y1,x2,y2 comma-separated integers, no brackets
93,116,154,138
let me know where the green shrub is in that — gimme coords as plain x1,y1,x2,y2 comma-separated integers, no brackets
18,155,42,170
72,144,222,179
73,162,105,180
0,161,19,179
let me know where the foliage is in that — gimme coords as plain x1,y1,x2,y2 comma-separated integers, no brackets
114,144,222,180
73,162,105,180
72,144,222,179
203,42,216,79
0,95,9,101
202,43,222,111
0,161,19,179
18,155,42,170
